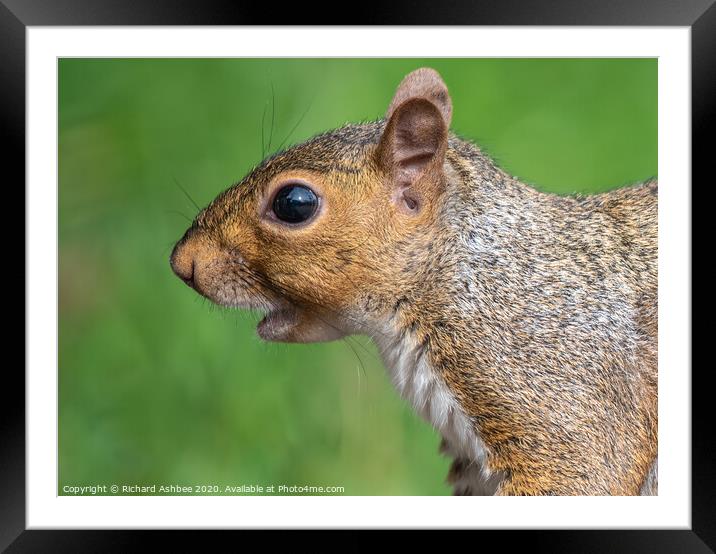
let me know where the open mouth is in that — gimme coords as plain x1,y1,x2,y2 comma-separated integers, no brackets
210,285,344,343
204,285,302,342
218,291,346,343
256,305,299,341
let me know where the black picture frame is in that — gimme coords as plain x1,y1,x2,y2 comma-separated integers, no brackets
5,1,708,550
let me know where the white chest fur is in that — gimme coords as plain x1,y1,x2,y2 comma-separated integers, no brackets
376,329,500,495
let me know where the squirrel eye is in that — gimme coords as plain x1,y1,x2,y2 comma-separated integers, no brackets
272,184,319,224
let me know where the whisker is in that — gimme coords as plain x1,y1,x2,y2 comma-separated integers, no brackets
165,209,193,224
275,95,315,153
172,176,201,213
342,335,367,393
260,100,268,160
267,81,276,153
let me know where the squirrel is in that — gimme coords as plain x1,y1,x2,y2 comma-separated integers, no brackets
170,68,658,496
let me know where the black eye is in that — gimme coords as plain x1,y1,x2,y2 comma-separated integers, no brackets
272,184,319,224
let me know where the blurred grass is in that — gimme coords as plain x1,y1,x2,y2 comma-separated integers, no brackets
58,58,657,495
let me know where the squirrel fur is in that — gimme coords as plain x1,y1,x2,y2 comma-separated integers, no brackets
170,68,658,496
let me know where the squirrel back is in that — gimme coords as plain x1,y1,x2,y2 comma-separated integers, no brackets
170,68,657,495
412,142,657,494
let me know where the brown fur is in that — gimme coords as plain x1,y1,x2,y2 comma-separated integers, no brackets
170,68,657,495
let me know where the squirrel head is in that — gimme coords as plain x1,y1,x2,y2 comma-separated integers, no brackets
170,68,454,342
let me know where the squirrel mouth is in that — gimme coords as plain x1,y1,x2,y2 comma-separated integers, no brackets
256,306,299,341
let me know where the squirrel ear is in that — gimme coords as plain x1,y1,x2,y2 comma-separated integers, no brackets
386,67,452,125
378,68,452,212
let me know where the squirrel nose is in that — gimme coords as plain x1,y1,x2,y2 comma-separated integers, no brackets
170,233,197,288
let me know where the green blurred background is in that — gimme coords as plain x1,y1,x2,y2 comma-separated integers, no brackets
59,58,657,495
